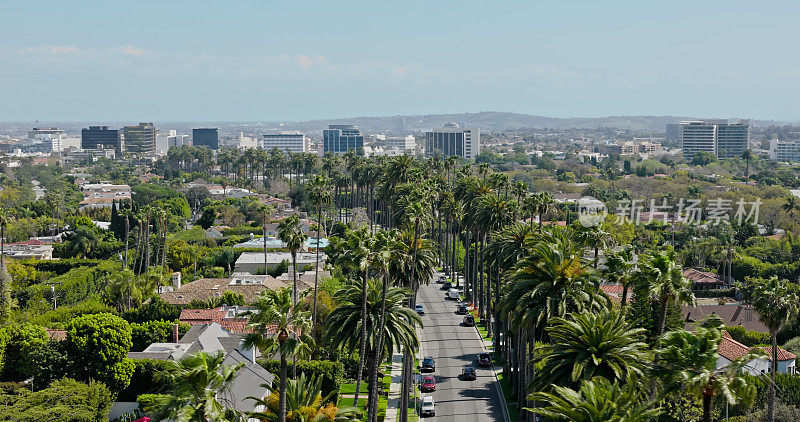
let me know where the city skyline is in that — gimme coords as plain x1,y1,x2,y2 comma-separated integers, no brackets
2,1,800,121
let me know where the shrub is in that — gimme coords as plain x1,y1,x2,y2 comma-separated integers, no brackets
121,296,181,324
117,359,174,402
67,313,135,392
260,359,344,401
129,321,190,352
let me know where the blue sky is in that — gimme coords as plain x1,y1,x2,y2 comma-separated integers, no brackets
1,1,799,122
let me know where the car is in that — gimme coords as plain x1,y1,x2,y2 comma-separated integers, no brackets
415,304,425,314
421,356,435,372
421,375,436,391
437,275,447,284
462,315,475,327
443,281,452,290
456,304,468,315
447,288,460,300
477,352,493,367
461,365,477,381
420,396,435,417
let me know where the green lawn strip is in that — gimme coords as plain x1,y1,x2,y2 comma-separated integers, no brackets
382,375,392,391
377,395,388,421
397,399,420,422
497,371,521,422
339,382,369,395
469,312,493,343
338,396,367,408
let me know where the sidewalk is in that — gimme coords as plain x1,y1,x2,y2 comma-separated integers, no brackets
383,353,404,422
472,314,511,422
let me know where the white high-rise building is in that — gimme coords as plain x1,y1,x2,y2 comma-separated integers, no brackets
680,120,749,159
155,130,190,155
769,139,800,162
262,132,309,153
424,123,480,159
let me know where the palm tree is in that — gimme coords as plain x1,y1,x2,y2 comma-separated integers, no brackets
600,248,635,308
247,372,360,422
782,196,798,219
243,288,312,422
278,214,309,304
256,203,274,277
0,208,11,270
147,351,245,421
531,308,650,391
306,175,333,325
654,315,759,422
534,192,555,229
119,206,132,269
741,149,753,181
325,278,421,417
528,377,661,422
635,247,695,345
741,276,800,422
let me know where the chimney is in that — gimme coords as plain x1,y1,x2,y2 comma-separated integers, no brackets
172,272,181,290
172,323,180,343
239,339,257,364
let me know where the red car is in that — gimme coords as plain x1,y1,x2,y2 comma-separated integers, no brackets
421,375,436,392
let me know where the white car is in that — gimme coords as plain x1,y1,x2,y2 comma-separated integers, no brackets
420,395,435,417
415,304,425,314
447,288,460,300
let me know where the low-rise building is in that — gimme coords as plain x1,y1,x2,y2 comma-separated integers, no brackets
4,239,54,260
159,273,287,305
179,305,252,333
234,251,322,274
718,331,796,375
79,183,131,209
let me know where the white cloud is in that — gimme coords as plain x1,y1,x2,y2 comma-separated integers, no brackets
121,45,145,56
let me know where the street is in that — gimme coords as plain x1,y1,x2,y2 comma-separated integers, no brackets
414,276,506,421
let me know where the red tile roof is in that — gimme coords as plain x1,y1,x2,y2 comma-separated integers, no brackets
719,331,795,362
683,268,724,285
179,307,253,333
46,329,67,341
599,284,624,295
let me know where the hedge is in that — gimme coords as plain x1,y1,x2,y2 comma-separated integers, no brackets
25,258,103,275
118,359,173,402
714,372,800,417
24,260,120,308
725,325,770,347
693,287,736,298
260,359,344,401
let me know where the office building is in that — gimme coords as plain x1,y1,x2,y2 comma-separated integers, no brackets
769,139,800,162
123,122,156,154
680,120,749,159
155,130,188,154
666,124,680,141
372,135,416,152
82,126,122,154
262,132,309,153
322,125,364,155
28,128,64,141
193,128,219,150
424,123,480,159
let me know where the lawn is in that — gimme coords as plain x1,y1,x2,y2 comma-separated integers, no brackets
497,371,521,422
339,382,369,395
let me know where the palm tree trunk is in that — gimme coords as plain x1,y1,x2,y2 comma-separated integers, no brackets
123,216,129,269
312,205,322,326
279,352,288,422
354,271,369,407
368,273,389,422
702,391,713,422
769,330,777,422
621,285,629,309
401,219,421,422
292,252,298,305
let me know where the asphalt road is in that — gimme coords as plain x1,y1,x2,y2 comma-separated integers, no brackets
414,275,505,421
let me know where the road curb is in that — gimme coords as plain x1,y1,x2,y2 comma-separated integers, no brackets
470,314,511,422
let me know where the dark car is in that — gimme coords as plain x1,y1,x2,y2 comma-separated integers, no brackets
456,304,468,315
421,356,435,372
421,375,436,392
443,281,452,290
461,365,477,381
437,275,447,284
477,352,492,367
462,315,475,327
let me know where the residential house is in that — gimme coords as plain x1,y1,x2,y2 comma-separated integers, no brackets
718,331,796,375
179,305,253,333
159,273,288,306
683,268,727,291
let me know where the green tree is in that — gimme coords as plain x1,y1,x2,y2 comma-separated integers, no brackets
0,208,13,323
635,247,695,345
0,378,112,422
741,149,753,181
532,308,650,391
306,175,333,326
741,276,800,422
1,323,49,381
278,214,308,304
66,312,135,392
243,288,312,422
600,248,635,308
654,315,758,422
145,351,245,421
528,377,661,422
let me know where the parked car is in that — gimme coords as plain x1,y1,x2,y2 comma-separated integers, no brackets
415,304,425,314
477,352,492,367
437,275,447,284
420,396,435,417
462,315,475,327
461,365,477,381
447,288,460,300
421,375,436,392
421,356,435,372
443,281,452,290
456,304,468,315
